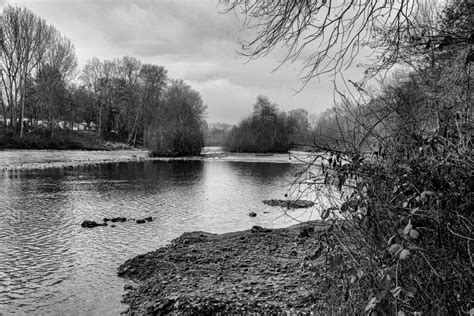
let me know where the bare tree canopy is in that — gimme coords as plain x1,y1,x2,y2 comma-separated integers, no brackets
220,0,473,82
0,5,77,137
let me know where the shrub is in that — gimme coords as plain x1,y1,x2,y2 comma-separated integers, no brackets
298,135,472,314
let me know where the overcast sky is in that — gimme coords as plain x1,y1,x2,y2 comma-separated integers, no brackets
3,0,365,124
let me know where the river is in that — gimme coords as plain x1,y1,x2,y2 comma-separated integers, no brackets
0,149,318,315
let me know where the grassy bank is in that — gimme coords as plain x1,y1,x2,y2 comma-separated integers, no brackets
0,128,132,151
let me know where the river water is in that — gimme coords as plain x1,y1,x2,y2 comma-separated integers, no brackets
0,151,318,315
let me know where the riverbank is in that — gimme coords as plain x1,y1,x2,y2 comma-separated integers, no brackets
118,221,330,315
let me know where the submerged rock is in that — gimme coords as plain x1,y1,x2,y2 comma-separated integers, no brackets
111,217,127,223
81,220,107,228
145,216,153,222
136,219,146,224
248,212,257,217
262,199,314,209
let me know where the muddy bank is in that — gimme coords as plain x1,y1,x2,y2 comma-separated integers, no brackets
118,221,330,315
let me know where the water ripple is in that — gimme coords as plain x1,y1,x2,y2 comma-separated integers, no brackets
0,158,316,314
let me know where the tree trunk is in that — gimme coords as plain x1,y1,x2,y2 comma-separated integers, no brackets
20,76,26,138
98,105,102,137
0,93,6,131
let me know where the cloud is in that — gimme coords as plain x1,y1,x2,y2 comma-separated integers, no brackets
4,0,365,123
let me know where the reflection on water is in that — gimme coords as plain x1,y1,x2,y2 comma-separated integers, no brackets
0,160,316,315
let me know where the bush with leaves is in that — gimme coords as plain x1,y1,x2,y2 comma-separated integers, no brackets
293,131,472,314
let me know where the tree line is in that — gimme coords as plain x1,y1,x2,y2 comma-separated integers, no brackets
208,95,348,153
0,5,206,156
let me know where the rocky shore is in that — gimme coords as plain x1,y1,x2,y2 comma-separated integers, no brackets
0,150,309,171
118,221,330,315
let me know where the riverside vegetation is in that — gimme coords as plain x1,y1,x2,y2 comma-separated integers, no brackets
0,6,207,156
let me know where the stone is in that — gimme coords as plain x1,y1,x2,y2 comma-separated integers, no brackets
249,212,257,217
145,216,153,222
81,220,107,228
111,217,127,223
262,199,314,209
136,219,146,224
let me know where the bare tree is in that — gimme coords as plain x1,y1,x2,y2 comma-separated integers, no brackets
137,64,167,145
220,0,421,82
81,58,106,136
36,27,77,137
0,6,51,137
221,0,472,84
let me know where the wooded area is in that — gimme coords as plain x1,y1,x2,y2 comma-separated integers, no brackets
0,5,207,155
224,95,313,152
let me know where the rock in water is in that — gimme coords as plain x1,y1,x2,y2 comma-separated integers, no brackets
262,199,314,209
111,217,127,223
248,212,257,217
136,219,146,224
81,220,107,228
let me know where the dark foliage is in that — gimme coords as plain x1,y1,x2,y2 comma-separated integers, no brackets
225,96,312,153
145,80,207,157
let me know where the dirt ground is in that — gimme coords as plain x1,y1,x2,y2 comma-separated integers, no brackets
118,221,331,315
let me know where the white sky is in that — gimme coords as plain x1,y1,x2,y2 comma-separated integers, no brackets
2,0,366,124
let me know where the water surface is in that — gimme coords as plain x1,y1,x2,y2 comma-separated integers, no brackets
0,158,317,315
